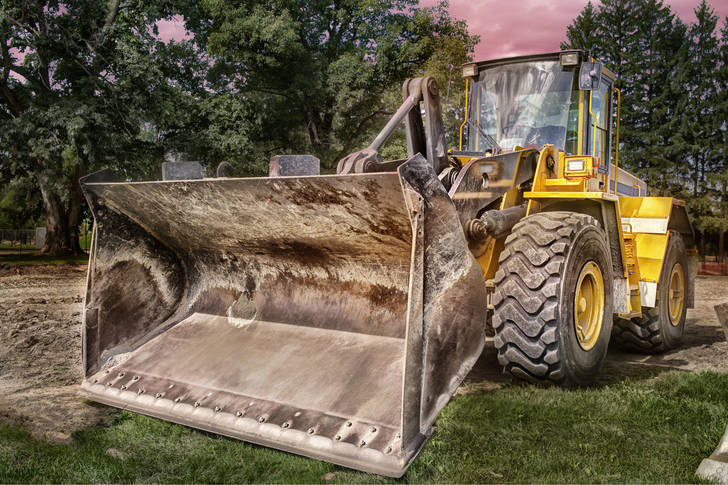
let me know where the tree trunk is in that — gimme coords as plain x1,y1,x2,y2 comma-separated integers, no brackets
37,174,71,255
304,109,334,164
719,230,725,263
65,167,83,254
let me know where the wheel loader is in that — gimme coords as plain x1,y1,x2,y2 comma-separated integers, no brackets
79,50,696,476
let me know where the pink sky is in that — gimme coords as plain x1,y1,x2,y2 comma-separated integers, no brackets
156,1,728,60
419,0,728,60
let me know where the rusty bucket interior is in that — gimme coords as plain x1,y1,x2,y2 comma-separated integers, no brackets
79,155,487,477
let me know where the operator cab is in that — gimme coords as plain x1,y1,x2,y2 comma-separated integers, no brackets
461,50,615,165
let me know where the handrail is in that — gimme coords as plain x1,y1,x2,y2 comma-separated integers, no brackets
459,78,470,150
589,89,597,166
613,86,621,195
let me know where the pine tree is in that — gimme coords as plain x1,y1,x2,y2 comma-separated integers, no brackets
675,1,720,254
636,2,687,188
561,1,601,55
706,16,728,260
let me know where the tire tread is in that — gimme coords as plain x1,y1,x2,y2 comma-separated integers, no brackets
493,211,599,384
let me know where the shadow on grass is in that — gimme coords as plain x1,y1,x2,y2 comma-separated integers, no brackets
1,371,726,483
464,339,685,390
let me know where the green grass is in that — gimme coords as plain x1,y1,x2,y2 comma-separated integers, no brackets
0,243,36,250
1,371,726,483
79,231,92,250
0,253,88,265
0,231,91,252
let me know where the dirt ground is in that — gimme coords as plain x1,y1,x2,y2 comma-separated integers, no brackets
1,265,726,442
0,265,112,443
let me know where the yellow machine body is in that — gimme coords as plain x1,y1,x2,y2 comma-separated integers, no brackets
458,52,696,319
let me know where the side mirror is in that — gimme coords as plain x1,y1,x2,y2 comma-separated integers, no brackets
579,61,602,90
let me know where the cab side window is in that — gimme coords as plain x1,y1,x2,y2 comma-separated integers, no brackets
564,80,580,155
587,78,611,164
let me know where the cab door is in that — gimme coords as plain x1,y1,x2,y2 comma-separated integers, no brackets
585,75,613,168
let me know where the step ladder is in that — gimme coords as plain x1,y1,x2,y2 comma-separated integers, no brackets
622,228,643,318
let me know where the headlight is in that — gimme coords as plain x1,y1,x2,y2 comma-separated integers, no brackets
560,52,580,66
567,159,585,172
461,63,478,78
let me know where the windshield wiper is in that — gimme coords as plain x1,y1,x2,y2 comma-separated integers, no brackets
468,120,501,153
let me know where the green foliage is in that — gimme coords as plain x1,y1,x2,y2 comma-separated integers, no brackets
0,371,726,482
0,0,205,253
560,1,600,54
202,0,478,168
0,181,42,229
1,0,478,250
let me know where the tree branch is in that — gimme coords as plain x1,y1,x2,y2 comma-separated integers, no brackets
333,109,389,160
3,15,40,37
0,27,22,116
246,84,297,103
0,103,12,120
103,0,121,34
95,0,121,48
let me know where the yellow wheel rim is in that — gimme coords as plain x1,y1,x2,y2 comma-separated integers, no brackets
574,261,605,351
668,263,685,326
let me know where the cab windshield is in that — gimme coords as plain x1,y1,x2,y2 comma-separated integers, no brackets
469,60,578,152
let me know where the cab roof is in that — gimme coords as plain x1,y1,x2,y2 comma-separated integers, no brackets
465,50,617,81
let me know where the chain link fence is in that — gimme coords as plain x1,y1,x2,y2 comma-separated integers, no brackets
0,228,39,253
0,226,92,254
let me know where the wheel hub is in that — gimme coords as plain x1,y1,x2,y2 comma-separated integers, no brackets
574,261,605,351
668,263,685,326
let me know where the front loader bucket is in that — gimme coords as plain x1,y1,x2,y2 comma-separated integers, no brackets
79,154,487,477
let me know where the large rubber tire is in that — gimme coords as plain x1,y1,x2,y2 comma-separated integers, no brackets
611,232,687,353
492,212,614,386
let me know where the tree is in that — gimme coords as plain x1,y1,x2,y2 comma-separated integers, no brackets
0,0,207,254
671,1,720,255
202,0,478,168
702,15,728,260
0,180,42,230
560,1,600,55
